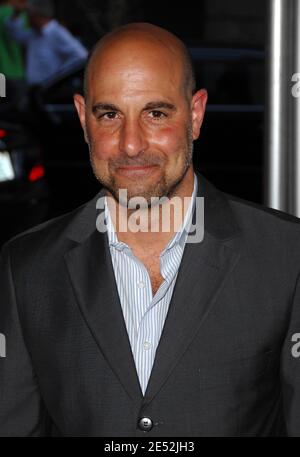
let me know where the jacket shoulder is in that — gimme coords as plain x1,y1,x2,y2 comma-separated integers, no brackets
226,192,300,228
224,192,300,262
1,191,102,259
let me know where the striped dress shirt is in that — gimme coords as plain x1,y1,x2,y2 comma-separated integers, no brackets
104,174,198,395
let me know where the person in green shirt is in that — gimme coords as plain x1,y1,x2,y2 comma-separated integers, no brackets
0,1,28,110
0,0,26,79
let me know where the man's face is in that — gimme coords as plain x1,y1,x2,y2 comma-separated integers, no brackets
74,37,207,206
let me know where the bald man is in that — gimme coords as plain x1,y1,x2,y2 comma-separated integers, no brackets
0,23,300,437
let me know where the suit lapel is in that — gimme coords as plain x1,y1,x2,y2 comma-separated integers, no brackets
143,174,242,404
64,193,143,404
143,232,241,404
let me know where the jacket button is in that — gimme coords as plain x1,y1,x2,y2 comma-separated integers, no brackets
138,417,153,431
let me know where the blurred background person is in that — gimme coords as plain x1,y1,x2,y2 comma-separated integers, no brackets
5,0,88,86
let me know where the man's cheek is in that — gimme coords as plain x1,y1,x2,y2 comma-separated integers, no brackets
150,126,184,153
90,134,119,161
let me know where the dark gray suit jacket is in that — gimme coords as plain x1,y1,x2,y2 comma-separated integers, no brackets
1,173,300,436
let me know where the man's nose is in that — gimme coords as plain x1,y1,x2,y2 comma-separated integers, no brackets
119,119,148,156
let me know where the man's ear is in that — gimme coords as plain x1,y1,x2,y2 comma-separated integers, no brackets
74,94,88,143
191,89,208,140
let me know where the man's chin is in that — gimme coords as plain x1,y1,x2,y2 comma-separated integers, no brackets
116,187,165,208
109,173,165,200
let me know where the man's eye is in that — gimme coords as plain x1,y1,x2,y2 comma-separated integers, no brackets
149,110,167,119
100,112,118,120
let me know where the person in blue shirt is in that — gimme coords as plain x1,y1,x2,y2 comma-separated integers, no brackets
5,0,88,86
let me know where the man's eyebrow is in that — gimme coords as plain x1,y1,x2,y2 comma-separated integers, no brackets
143,101,176,111
92,103,119,114
91,101,177,115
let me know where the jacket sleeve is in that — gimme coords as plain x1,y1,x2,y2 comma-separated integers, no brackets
281,270,300,436
54,25,88,65
0,242,49,436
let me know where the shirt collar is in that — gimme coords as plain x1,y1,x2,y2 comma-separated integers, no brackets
104,172,198,254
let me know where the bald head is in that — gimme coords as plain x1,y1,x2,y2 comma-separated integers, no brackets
83,23,196,101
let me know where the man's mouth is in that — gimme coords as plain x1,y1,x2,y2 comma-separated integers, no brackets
116,164,158,176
